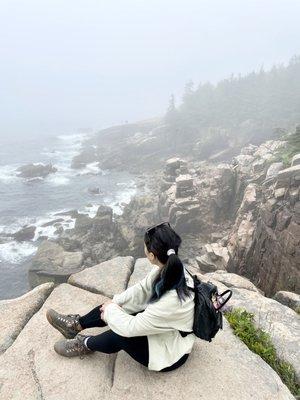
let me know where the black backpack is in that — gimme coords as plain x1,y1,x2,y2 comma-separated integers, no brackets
179,268,232,342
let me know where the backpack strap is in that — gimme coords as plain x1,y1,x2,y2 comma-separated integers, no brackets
180,267,196,336
184,266,196,291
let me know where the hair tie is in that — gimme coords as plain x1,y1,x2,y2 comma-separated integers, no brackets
167,249,176,256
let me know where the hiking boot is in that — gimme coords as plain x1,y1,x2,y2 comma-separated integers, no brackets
46,308,83,339
54,333,93,359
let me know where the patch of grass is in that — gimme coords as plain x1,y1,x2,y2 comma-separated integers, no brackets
224,308,300,397
268,126,300,168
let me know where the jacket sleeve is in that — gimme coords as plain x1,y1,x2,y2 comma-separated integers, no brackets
104,293,179,337
112,266,160,314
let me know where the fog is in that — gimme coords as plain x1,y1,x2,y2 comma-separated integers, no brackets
0,0,299,138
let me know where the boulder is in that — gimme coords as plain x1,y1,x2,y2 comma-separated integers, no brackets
196,243,229,272
175,174,196,198
29,241,84,287
252,158,266,173
204,271,262,293
111,319,293,400
0,282,54,353
165,157,181,176
273,291,300,313
266,162,284,180
0,284,294,399
12,225,36,242
68,256,134,297
0,284,115,400
16,163,57,178
62,251,84,270
41,218,65,227
127,258,155,286
74,214,94,233
88,186,101,194
95,204,113,226
276,164,300,188
274,187,286,199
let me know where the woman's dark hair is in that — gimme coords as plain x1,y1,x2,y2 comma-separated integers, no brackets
144,222,193,305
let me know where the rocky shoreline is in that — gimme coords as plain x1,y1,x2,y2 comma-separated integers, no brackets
1,122,299,398
25,131,299,299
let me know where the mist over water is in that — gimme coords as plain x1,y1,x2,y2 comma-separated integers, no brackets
0,132,137,299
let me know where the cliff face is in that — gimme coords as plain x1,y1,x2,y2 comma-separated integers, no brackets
151,139,299,296
226,144,300,296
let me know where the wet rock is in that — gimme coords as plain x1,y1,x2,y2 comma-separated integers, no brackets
71,146,97,169
12,225,36,242
88,186,101,194
54,209,79,218
41,218,65,227
16,162,57,178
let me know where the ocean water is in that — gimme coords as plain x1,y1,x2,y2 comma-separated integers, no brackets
0,132,137,300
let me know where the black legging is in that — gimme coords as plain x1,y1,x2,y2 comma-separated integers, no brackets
78,304,189,372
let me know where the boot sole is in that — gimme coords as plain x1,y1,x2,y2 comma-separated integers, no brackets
46,310,77,339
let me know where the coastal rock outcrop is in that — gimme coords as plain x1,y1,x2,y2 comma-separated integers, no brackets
158,159,236,238
16,163,57,178
28,240,84,288
0,258,296,399
12,225,36,241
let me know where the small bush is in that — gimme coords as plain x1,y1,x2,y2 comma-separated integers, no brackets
224,308,300,397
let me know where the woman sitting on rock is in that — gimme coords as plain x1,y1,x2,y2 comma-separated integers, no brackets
46,221,196,372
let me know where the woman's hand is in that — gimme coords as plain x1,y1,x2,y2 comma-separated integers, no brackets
99,300,116,321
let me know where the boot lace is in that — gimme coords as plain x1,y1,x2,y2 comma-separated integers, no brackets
65,335,91,359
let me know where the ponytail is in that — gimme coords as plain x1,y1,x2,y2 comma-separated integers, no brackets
148,253,193,305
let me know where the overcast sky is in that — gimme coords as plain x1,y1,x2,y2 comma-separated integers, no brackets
0,0,299,138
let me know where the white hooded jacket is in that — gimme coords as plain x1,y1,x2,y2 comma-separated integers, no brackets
103,265,196,371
